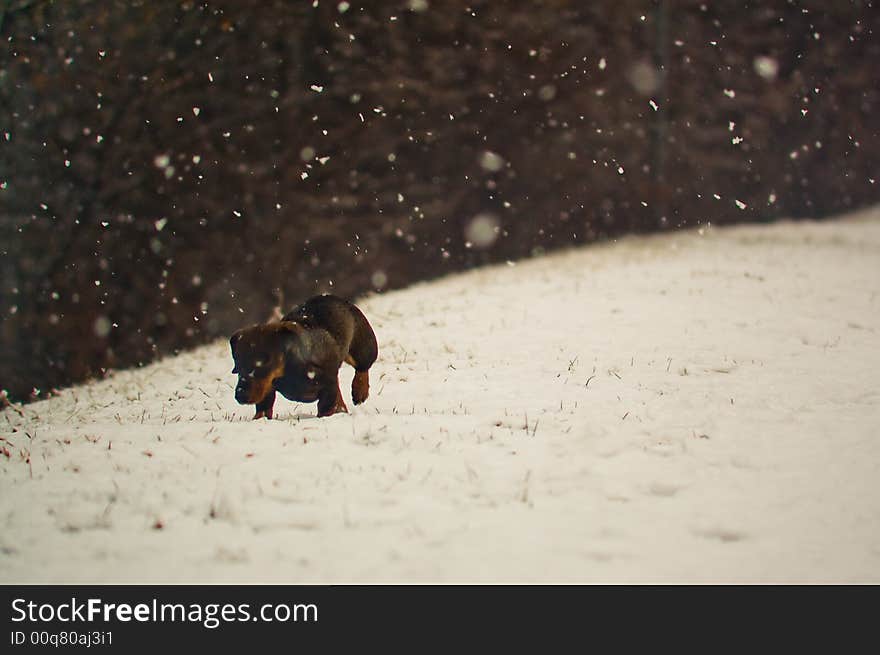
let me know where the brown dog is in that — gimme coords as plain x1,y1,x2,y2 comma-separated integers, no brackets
230,295,378,419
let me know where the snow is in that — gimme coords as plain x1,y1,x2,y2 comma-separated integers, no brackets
2,208,880,583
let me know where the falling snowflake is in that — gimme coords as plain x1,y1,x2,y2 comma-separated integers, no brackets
479,151,505,172
753,55,779,80
464,214,501,249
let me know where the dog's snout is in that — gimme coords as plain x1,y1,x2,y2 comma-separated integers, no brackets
234,379,250,403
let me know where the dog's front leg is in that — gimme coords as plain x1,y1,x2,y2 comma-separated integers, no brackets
317,377,348,417
254,389,276,419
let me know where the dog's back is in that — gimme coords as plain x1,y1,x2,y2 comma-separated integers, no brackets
283,295,378,372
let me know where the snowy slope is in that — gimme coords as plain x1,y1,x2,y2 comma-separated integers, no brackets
2,208,879,583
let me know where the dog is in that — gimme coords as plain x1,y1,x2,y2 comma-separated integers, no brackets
230,294,378,419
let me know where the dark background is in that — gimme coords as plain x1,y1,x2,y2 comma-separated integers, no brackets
1,0,878,403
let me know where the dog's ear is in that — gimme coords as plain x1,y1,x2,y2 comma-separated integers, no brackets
276,321,301,335
229,330,242,373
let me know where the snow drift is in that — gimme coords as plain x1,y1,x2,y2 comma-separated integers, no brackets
2,208,879,583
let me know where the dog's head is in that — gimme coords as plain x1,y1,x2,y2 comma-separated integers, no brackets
229,321,301,405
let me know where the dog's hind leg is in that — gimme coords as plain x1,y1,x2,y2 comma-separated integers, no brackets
352,370,370,405
345,355,371,405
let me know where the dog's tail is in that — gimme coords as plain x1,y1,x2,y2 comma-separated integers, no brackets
268,287,285,322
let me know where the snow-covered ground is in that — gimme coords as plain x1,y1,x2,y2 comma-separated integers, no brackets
2,208,879,583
